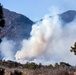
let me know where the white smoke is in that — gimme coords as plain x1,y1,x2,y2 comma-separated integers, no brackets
0,8,76,65
0,38,15,60
15,13,76,65
15,16,60,60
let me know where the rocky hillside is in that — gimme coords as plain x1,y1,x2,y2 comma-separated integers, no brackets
0,8,34,42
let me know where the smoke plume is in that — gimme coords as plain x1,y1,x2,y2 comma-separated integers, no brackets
0,38,15,60
15,15,60,60
15,14,76,65
0,10,76,65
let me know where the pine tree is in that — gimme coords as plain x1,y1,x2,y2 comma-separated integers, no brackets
0,3,5,60
0,3,5,28
70,42,76,55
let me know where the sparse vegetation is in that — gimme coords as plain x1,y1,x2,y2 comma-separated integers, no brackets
0,60,22,68
0,60,76,75
10,70,22,75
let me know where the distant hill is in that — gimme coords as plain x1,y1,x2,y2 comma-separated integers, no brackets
60,10,76,23
0,8,76,42
37,10,76,23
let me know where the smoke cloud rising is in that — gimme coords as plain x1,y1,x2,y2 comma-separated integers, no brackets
0,10,76,65
0,38,15,60
15,14,76,65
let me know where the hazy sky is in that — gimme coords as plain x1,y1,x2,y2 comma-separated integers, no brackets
0,0,76,21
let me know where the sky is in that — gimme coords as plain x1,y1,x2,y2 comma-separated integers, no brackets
0,0,76,21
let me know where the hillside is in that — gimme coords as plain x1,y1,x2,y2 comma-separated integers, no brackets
0,9,76,42
0,60,75,75
0,8,34,42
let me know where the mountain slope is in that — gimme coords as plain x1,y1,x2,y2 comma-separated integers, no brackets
0,8,34,41
0,9,76,42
